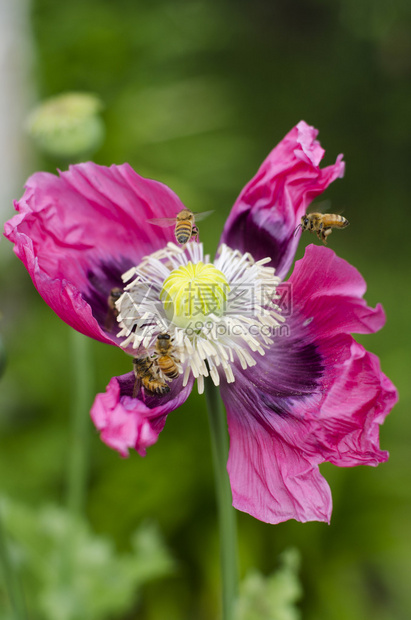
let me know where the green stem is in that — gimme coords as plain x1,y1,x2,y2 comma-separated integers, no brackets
0,509,27,620
67,330,93,517
204,378,239,620
62,330,93,589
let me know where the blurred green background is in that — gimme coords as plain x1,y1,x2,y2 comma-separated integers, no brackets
1,0,410,618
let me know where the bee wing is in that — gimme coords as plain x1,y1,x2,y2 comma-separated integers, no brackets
146,217,177,228
306,201,345,216
191,210,214,222
306,200,332,214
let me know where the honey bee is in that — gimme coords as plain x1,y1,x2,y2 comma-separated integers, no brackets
295,213,349,244
105,287,123,330
154,333,180,379
147,209,214,246
132,356,170,398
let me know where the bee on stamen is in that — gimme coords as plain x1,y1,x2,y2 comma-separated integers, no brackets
132,356,170,398
154,333,180,379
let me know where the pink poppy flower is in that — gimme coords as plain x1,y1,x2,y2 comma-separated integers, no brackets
4,121,397,524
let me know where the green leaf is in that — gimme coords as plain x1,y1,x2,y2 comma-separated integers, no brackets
0,497,174,620
235,549,302,620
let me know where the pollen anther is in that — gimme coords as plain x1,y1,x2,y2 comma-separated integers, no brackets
160,261,230,328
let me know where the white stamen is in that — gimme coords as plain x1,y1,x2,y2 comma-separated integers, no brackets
209,363,220,386
197,374,205,394
182,365,191,387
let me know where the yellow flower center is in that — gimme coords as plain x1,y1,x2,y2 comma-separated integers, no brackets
160,261,230,328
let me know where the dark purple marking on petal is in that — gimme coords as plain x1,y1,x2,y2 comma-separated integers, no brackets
83,256,135,337
221,122,345,280
246,328,325,415
115,372,135,397
224,210,292,279
220,316,325,442
221,346,333,523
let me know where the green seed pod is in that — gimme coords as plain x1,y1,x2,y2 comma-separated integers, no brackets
27,92,105,160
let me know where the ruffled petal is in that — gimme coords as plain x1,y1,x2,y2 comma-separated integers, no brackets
221,335,395,524
220,317,332,523
91,371,194,457
286,244,386,338
219,245,397,524
4,163,187,343
302,339,397,467
220,121,345,280
221,372,333,524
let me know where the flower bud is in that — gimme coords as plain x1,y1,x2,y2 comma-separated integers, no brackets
27,92,105,160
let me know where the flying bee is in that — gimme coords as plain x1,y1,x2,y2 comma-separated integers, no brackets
295,213,349,244
105,287,123,330
147,209,214,246
132,356,170,398
154,333,180,379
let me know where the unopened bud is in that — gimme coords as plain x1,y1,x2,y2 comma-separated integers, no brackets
27,92,105,160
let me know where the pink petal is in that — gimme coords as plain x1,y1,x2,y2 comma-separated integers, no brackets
286,244,386,338
91,371,194,457
221,121,345,280
222,381,333,524
303,339,397,467
219,243,397,524
4,163,186,343
222,335,396,524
